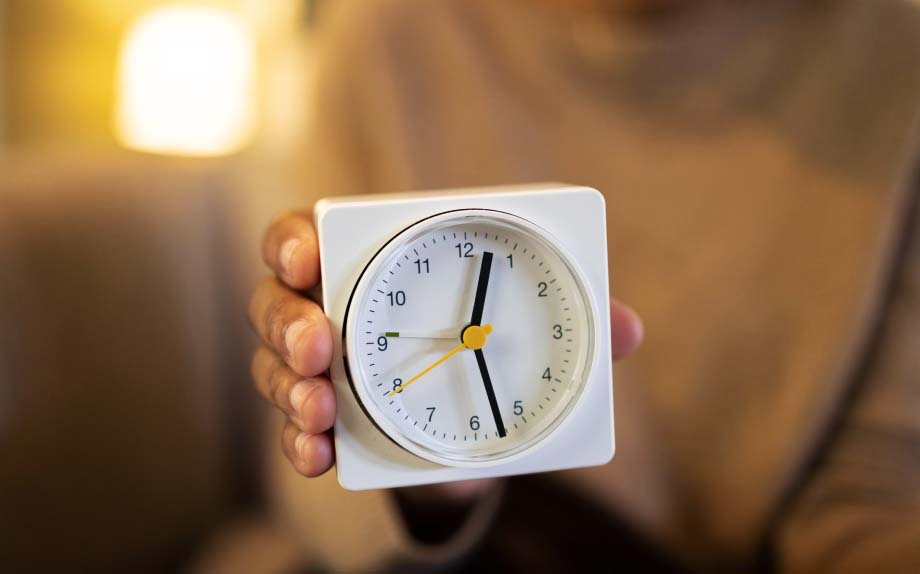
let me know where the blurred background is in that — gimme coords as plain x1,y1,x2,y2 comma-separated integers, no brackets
0,1,328,569
6,1,920,572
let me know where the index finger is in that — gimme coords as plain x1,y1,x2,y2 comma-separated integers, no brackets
263,210,321,290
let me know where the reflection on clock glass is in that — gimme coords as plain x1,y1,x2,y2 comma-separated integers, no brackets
346,212,595,465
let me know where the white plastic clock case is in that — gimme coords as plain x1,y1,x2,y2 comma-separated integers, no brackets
315,184,615,491
342,209,599,468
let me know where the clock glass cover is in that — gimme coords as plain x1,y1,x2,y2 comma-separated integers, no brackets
344,210,597,467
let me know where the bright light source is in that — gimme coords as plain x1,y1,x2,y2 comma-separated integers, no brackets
115,5,255,156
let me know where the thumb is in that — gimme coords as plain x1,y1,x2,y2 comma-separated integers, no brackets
610,299,643,360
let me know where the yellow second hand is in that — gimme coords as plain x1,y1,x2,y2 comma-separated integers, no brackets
387,324,492,397
387,342,465,397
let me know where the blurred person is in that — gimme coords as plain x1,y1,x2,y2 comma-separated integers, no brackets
247,0,920,571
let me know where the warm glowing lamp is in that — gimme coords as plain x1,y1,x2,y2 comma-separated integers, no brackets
115,5,255,156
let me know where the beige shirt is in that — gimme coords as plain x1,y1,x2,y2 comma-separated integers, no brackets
269,0,920,570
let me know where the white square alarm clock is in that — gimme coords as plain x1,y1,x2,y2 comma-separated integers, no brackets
315,183,614,490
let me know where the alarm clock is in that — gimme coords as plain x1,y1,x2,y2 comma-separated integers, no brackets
315,183,614,490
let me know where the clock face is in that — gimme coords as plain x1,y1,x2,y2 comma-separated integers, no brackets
343,210,597,467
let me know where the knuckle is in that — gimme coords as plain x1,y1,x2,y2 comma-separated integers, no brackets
248,277,276,330
268,361,293,409
263,211,292,252
264,292,292,350
280,422,299,461
250,346,274,395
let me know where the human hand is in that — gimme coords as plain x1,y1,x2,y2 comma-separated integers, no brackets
248,210,644,495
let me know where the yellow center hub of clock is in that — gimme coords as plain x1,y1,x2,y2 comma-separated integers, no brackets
461,324,493,350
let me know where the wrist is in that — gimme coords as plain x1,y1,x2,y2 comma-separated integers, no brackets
393,479,500,544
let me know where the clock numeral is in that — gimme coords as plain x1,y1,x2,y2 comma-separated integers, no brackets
542,367,552,381
513,400,523,416
386,290,406,306
377,336,388,351
392,378,403,392
552,324,563,340
414,258,430,274
537,282,548,297
425,407,436,422
469,415,480,431
506,253,513,268
455,242,474,258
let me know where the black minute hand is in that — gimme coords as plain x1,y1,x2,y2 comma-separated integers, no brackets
470,251,492,327
469,252,506,438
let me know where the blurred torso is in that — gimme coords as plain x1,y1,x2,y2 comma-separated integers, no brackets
294,0,920,566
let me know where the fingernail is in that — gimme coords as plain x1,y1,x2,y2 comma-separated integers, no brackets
284,319,309,360
279,238,301,277
294,432,308,456
289,380,313,416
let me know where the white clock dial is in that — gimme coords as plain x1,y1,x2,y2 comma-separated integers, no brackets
344,210,597,467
